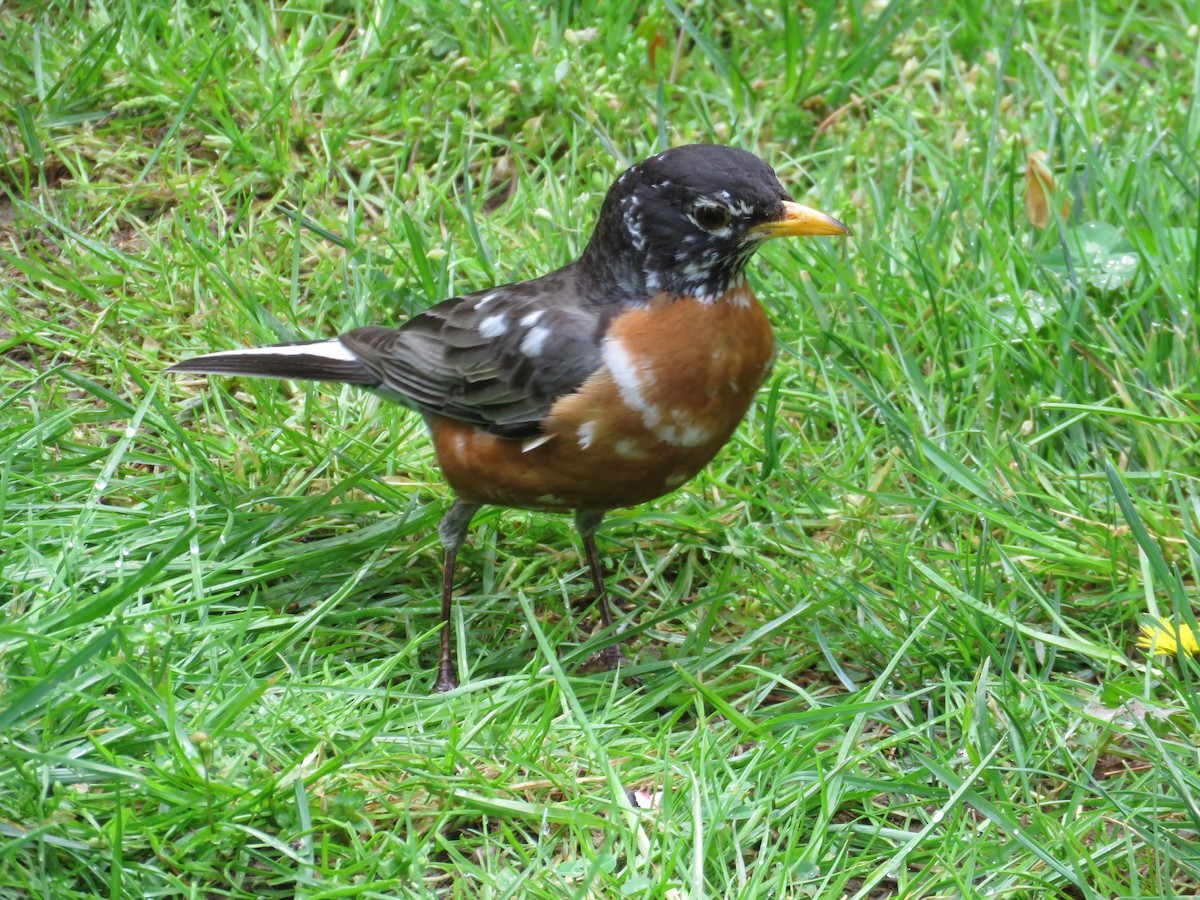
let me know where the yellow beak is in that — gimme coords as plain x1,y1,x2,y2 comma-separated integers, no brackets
750,200,850,238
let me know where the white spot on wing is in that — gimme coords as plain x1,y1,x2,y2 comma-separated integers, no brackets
479,314,508,338
520,310,545,326
475,292,499,309
520,325,551,357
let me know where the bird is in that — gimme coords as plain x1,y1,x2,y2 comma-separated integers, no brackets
171,144,849,691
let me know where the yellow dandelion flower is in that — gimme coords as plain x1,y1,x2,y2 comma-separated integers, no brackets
1137,617,1200,656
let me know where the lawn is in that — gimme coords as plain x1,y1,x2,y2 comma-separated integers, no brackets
2,1,1199,897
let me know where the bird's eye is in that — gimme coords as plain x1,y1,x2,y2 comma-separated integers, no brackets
693,203,731,232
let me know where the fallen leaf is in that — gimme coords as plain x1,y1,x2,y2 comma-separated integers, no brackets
1025,151,1054,228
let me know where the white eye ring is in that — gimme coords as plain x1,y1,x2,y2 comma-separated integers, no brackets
693,203,731,232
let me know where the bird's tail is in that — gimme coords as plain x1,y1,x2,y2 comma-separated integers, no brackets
169,339,378,386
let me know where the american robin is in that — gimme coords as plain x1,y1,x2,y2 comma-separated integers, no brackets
171,144,849,690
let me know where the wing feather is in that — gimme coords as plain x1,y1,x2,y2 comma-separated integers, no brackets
340,266,610,437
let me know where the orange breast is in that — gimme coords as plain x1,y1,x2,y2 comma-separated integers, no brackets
430,287,776,512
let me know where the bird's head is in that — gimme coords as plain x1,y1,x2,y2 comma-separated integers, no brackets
579,144,849,304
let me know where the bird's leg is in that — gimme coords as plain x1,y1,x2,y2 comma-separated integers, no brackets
581,525,615,629
435,500,480,692
574,510,632,674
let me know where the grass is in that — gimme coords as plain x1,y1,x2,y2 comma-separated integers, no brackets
2,0,1199,896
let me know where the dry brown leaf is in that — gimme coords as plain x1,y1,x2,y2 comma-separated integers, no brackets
1025,151,1073,228
1025,151,1054,228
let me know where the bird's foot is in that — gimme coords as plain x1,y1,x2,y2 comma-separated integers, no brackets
434,666,459,693
577,642,642,684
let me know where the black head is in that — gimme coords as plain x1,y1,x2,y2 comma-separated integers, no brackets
577,144,847,304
